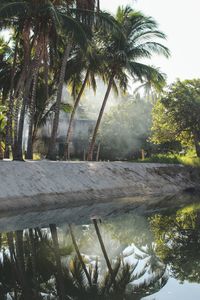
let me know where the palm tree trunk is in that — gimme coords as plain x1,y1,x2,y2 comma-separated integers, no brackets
47,42,72,160
13,74,33,161
92,219,113,275
193,131,200,157
63,69,90,160
6,232,19,299
69,224,92,287
12,75,27,157
49,224,66,300
26,54,42,159
4,39,19,158
15,230,32,299
32,125,38,149
97,0,100,12
13,24,31,161
92,219,116,286
87,74,114,161
0,134,3,160
29,228,40,298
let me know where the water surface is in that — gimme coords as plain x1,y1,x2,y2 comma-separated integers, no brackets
0,193,200,299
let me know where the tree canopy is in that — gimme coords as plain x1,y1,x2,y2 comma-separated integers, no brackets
151,79,200,157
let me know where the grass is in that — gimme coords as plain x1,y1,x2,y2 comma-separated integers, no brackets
33,153,41,160
133,153,200,167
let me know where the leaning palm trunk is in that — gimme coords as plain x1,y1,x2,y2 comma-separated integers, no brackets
69,224,92,286
4,39,19,158
92,219,116,285
47,42,72,160
63,69,90,160
87,74,114,161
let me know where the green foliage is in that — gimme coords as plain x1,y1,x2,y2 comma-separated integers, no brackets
101,6,169,92
0,105,6,134
0,105,6,157
138,153,181,164
151,79,200,156
134,153,200,166
149,204,200,283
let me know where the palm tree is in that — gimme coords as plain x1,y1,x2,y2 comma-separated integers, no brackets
0,0,90,160
87,6,170,160
63,42,102,160
0,105,6,159
47,1,117,160
0,0,121,161
50,224,66,300
0,36,18,158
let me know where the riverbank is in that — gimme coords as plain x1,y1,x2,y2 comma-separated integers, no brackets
0,160,200,215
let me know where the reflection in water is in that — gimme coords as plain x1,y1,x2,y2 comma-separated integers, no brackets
150,203,200,284
0,219,167,300
1,201,200,299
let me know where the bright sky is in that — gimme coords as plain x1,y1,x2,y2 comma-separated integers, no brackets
101,0,200,84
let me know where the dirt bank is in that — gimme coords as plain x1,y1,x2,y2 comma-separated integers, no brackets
0,160,199,214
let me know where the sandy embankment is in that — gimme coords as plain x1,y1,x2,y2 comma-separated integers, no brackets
0,160,199,215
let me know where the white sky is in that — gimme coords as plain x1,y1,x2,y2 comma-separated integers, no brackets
101,0,200,84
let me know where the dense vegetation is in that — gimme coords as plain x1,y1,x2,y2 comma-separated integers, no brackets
151,79,200,158
0,0,170,161
1,1,200,164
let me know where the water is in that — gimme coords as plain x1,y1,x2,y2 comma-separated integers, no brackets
0,193,200,299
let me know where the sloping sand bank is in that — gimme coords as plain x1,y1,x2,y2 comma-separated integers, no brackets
0,160,199,215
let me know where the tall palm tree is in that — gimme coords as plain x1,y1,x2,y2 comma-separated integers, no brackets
0,0,91,160
87,6,170,160
0,105,6,159
47,1,118,160
63,42,103,160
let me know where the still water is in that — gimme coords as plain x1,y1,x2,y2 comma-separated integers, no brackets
0,194,200,299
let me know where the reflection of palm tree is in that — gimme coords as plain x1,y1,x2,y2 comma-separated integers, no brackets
0,224,168,300
50,223,66,300
68,219,168,299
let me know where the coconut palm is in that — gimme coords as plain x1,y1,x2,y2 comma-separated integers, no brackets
0,1,95,160
0,105,6,159
47,3,120,160
87,6,170,160
28,78,57,151
62,42,103,160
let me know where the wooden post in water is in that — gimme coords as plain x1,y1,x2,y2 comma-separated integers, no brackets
96,143,101,161
141,149,145,160
83,148,86,161
67,144,70,161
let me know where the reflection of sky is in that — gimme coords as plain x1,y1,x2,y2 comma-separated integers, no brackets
69,209,200,299
143,278,200,300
